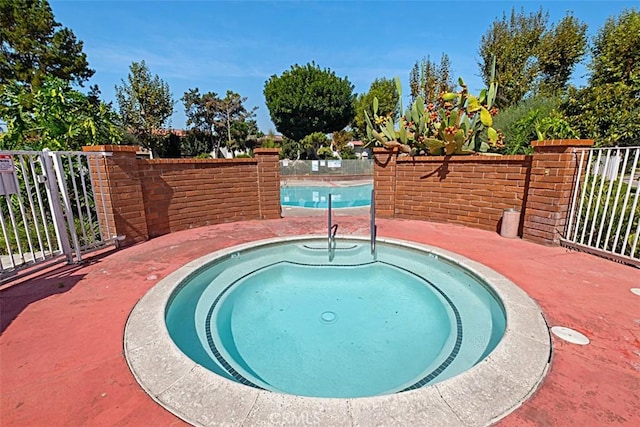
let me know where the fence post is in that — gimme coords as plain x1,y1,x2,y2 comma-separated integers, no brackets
373,147,397,218
522,139,594,246
40,149,74,262
82,145,149,246
255,148,281,219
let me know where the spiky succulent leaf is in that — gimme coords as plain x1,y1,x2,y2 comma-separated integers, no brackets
395,76,402,113
454,129,465,146
449,110,458,126
453,146,475,155
480,107,493,127
466,95,481,113
372,130,386,144
399,125,408,144
415,96,424,113
424,138,445,155
373,97,379,115
442,92,457,102
478,89,487,104
364,110,373,129
444,141,457,155
487,126,498,143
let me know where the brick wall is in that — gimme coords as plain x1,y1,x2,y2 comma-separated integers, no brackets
256,148,282,220
522,139,594,245
374,148,530,232
84,146,281,243
374,139,594,244
83,145,148,245
138,158,261,237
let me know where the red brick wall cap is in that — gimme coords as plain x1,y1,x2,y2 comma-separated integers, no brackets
82,145,140,153
531,139,594,148
254,148,280,154
373,147,396,154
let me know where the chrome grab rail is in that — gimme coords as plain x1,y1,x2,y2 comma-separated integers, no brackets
370,189,376,254
328,194,338,251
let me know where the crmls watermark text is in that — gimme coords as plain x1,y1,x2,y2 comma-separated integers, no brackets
268,411,323,425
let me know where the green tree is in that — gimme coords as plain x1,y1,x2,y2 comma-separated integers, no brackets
182,88,219,155
0,76,121,150
352,78,398,139
537,14,588,95
589,9,639,87
263,62,355,141
300,131,331,159
479,8,587,107
215,90,258,157
182,88,257,158
409,53,453,104
0,0,93,88
562,9,640,147
115,60,174,155
479,8,548,107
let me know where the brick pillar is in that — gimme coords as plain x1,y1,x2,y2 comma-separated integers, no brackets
373,147,397,218
522,139,594,246
82,145,149,246
255,148,281,219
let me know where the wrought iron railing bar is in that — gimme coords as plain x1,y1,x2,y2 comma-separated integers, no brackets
612,149,639,251
629,213,640,260
587,150,611,247
67,155,88,245
19,155,46,260
13,157,37,263
603,148,630,252
580,150,601,244
77,155,96,245
572,150,593,242
595,148,620,248
566,149,586,240
5,187,25,265
620,175,640,256
41,150,73,262
51,152,82,262
30,155,55,256
0,194,16,269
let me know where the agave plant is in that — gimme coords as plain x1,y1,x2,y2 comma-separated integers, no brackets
365,57,504,156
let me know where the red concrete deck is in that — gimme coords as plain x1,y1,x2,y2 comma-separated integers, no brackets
1,217,638,426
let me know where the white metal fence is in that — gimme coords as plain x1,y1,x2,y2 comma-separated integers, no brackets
0,149,114,281
563,146,640,266
280,159,373,177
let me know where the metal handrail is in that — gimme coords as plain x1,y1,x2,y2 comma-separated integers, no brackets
328,194,338,251
370,189,376,254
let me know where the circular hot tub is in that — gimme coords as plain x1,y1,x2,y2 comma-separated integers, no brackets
125,236,550,426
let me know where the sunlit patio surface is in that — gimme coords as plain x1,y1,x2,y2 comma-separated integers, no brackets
1,217,638,426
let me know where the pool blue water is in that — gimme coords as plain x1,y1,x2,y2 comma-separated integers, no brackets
166,241,506,398
281,184,372,208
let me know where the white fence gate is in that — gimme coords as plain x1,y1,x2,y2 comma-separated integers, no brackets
563,146,640,267
0,149,114,282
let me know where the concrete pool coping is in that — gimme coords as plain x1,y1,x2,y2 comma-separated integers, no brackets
124,235,551,427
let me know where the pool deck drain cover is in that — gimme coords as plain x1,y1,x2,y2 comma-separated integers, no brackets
550,326,590,345
631,288,640,296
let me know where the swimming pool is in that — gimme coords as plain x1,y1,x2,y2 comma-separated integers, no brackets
281,183,372,208
125,236,550,426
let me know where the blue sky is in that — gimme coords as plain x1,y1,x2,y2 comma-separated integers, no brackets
50,0,637,134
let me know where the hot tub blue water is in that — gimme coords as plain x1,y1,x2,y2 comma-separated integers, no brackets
165,239,506,398
281,184,372,208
